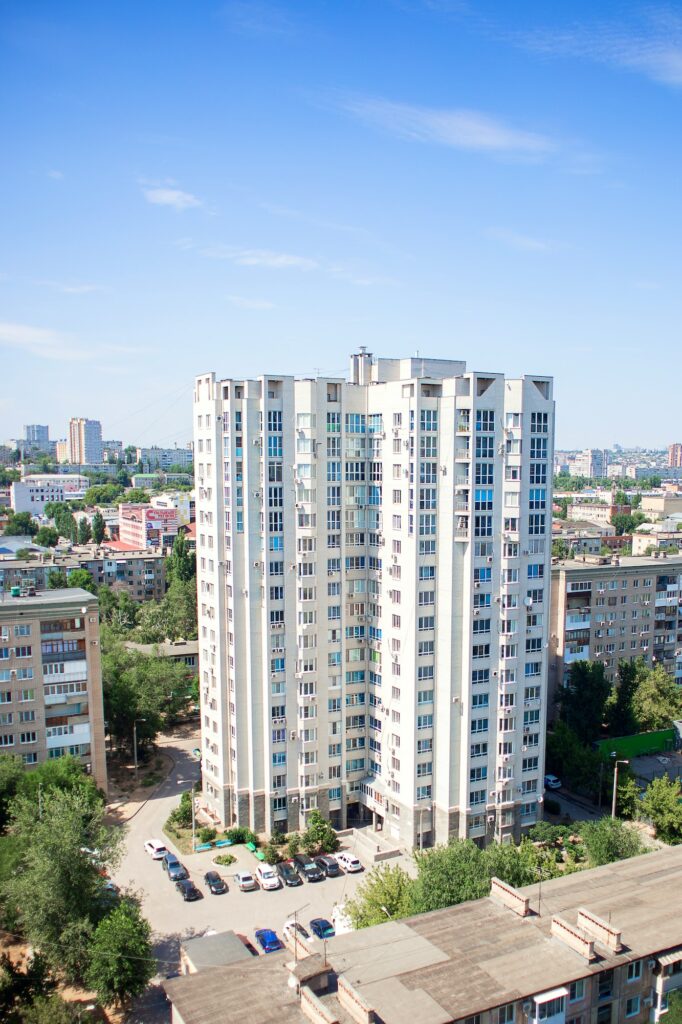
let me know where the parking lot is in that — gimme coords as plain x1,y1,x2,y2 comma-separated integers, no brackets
111,736,366,962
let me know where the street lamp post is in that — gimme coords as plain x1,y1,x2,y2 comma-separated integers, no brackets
133,718,147,774
611,756,629,819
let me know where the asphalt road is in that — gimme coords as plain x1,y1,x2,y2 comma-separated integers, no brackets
112,733,366,970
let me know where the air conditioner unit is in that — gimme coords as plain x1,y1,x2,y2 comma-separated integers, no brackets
253,437,261,445
295,672,303,679
252,490,261,498
647,959,657,969
289,564,296,571
487,555,493,563
290,731,297,741
253,560,260,568
403,440,410,449
522,1002,533,1016
487,814,495,823
503,755,511,762
473,609,480,617
441,465,447,476
474,581,480,589
521,745,528,752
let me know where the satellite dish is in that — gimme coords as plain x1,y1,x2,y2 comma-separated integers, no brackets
523,596,533,608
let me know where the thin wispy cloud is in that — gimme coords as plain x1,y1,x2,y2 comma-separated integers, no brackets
47,169,63,180
143,186,202,210
221,1,297,38
0,322,146,362
39,280,102,295
486,228,551,253
339,95,555,157
200,244,318,270
516,9,682,88
226,294,274,309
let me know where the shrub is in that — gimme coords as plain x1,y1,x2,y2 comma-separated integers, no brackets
286,832,301,857
262,841,282,865
214,853,236,867
225,826,258,845
169,790,193,829
198,826,217,844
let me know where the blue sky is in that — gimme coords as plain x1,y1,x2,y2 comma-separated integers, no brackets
1,0,681,448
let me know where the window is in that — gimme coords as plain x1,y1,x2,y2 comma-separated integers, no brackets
625,997,640,1018
471,718,488,734
538,998,565,1020
569,981,585,1003
416,784,432,800
627,962,642,982
497,1005,515,1024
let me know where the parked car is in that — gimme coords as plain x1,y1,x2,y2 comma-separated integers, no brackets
335,852,363,873
293,853,324,882
144,839,168,860
165,858,189,882
309,918,335,939
204,870,227,895
256,864,280,891
255,928,284,954
162,852,180,872
235,870,258,892
544,774,562,791
277,860,302,887
315,854,342,878
283,919,310,944
176,879,201,901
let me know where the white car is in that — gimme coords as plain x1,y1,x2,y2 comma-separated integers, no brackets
283,919,310,944
544,774,562,791
331,903,353,936
256,864,280,891
144,839,168,860
335,851,362,873
235,870,258,892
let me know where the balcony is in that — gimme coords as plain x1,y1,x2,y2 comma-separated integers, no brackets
566,613,591,629
564,645,590,664
46,722,91,749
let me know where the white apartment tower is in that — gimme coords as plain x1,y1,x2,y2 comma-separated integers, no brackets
194,352,554,848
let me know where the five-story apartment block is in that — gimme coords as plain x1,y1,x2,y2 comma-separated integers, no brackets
194,351,554,847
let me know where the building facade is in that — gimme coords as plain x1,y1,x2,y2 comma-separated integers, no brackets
194,352,554,848
24,425,49,447
118,504,179,551
668,443,682,469
0,548,166,602
569,448,609,479
549,553,682,712
68,418,103,465
136,446,194,471
0,588,107,790
10,474,89,515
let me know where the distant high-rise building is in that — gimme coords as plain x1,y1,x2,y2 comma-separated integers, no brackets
68,418,103,464
102,440,124,462
569,448,609,479
136,445,193,471
55,440,69,464
194,351,555,849
668,443,682,468
24,425,49,448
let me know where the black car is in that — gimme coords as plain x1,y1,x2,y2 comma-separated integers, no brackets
293,853,324,882
204,870,227,895
176,879,201,901
315,855,341,878
277,860,303,887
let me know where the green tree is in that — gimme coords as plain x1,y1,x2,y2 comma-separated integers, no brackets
552,538,570,559
578,817,645,867
345,863,415,928
19,994,79,1024
607,659,644,737
632,664,682,731
166,532,196,585
3,512,37,537
91,510,106,544
123,488,150,503
47,569,67,590
411,840,490,914
617,776,642,821
86,901,154,1006
0,755,24,832
640,774,682,844
666,991,682,1024
560,661,611,745
301,809,339,853
98,589,138,632
76,518,92,544
5,788,123,981
611,511,647,536
65,568,97,594
34,526,59,548
83,483,124,506
0,952,55,1024
546,721,604,799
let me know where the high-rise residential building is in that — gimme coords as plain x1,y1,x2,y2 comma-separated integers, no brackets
668,443,682,469
549,553,682,711
68,418,103,464
569,449,609,479
0,588,107,790
24,425,49,448
194,352,554,848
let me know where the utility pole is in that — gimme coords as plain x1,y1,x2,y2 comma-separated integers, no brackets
191,782,196,851
133,718,146,774
611,758,629,819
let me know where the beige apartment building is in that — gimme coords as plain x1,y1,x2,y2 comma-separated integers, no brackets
0,588,107,790
549,553,682,712
0,546,166,602
164,842,682,1024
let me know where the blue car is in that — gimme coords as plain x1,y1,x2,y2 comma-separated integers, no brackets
310,918,335,939
254,928,284,954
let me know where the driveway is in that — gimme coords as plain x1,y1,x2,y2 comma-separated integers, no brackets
111,732,366,968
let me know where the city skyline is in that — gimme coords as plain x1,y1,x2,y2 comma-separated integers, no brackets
2,1,682,446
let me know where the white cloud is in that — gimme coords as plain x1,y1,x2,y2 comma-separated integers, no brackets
486,228,551,252
339,95,555,156
226,294,274,309
200,244,318,269
517,11,682,87
0,322,145,362
143,187,202,210
47,169,63,180
39,280,102,295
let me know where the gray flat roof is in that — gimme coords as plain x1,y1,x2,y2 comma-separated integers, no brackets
163,845,682,1024
553,554,682,572
124,639,198,658
181,930,253,970
0,587,98,613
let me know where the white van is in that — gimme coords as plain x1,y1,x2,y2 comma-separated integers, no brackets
335,851,363,873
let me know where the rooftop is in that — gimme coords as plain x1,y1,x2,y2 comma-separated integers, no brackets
553,553,682,572
124,639,198,658
181,930,253,971
164,845,682,1024
0,587,98,613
